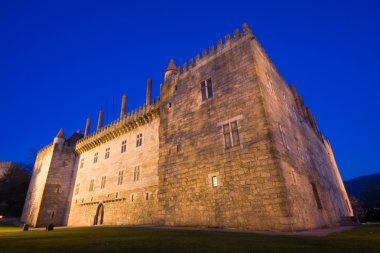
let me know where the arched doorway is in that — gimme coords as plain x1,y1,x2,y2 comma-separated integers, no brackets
94,204,104,225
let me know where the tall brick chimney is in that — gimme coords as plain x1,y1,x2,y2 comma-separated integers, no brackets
146,79,152,105
84,118,91,137
97,110,103,131
120,94,127,118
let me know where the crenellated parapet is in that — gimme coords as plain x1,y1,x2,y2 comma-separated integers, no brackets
177,23,254,75
37,142,53,156
75,97,160,154
289,85,322,140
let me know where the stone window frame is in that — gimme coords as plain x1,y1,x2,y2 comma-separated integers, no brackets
200,78,213,101
93,152,98,164
311,182,323,210
75,184,80,195
105,147,110,159
79,158,84,169
136,133,143,147
176,142,182,153
121,140,127,153
133,165,141,182
208,172,222,189
212,176,218,188
101,176,106,189
89,179,94,192
54,186,62,193
223,120,240,148
117,170,124,185
218,115,243,150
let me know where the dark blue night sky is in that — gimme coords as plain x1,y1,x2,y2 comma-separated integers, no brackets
0,0,379,180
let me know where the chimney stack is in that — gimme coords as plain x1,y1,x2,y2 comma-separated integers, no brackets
146,78,152,105
120,94,127,118
97,110,104,131
84,118,91,136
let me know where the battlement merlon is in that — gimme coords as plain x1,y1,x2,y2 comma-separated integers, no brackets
174,23,254,75
75,98,160,154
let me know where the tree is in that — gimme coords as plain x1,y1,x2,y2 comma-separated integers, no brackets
0,166,30,217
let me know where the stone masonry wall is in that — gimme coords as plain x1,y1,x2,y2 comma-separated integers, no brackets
21,144,53,227
251,39,352,230
67,117,160,226
157,33,292,231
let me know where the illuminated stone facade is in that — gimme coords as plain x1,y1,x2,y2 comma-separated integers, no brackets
21,23,353,231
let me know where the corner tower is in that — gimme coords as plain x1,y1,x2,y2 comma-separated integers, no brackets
22,129,82,227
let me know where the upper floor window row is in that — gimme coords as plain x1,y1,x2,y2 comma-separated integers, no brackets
88,135,143,166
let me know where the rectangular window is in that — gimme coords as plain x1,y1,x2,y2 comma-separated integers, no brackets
101,176,106,189
136,133,142,147
146,192,149,200
75,184,80,195
134,166,140,182
230,121,240,146
105,148,110,159
212,176,218,188
311,182,323,209
93,152,98,163
89,180,94,192
121,140,127,153
118,171,124,185
279,124,289,151
80,158,84,169
201,78,213,101
223,120,240,148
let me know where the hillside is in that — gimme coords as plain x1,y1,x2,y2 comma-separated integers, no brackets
344,173,380,208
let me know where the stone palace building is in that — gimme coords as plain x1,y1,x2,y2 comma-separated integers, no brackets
21,23,353,231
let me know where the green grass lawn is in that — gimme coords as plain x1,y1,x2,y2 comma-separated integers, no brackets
0,225,22,233
0,225,379,253
0,220,22,233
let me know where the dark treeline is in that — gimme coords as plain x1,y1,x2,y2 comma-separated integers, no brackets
0,165,31,217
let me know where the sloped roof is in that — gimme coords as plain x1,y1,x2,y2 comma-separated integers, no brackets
166,59,177,71
56,128,65,139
